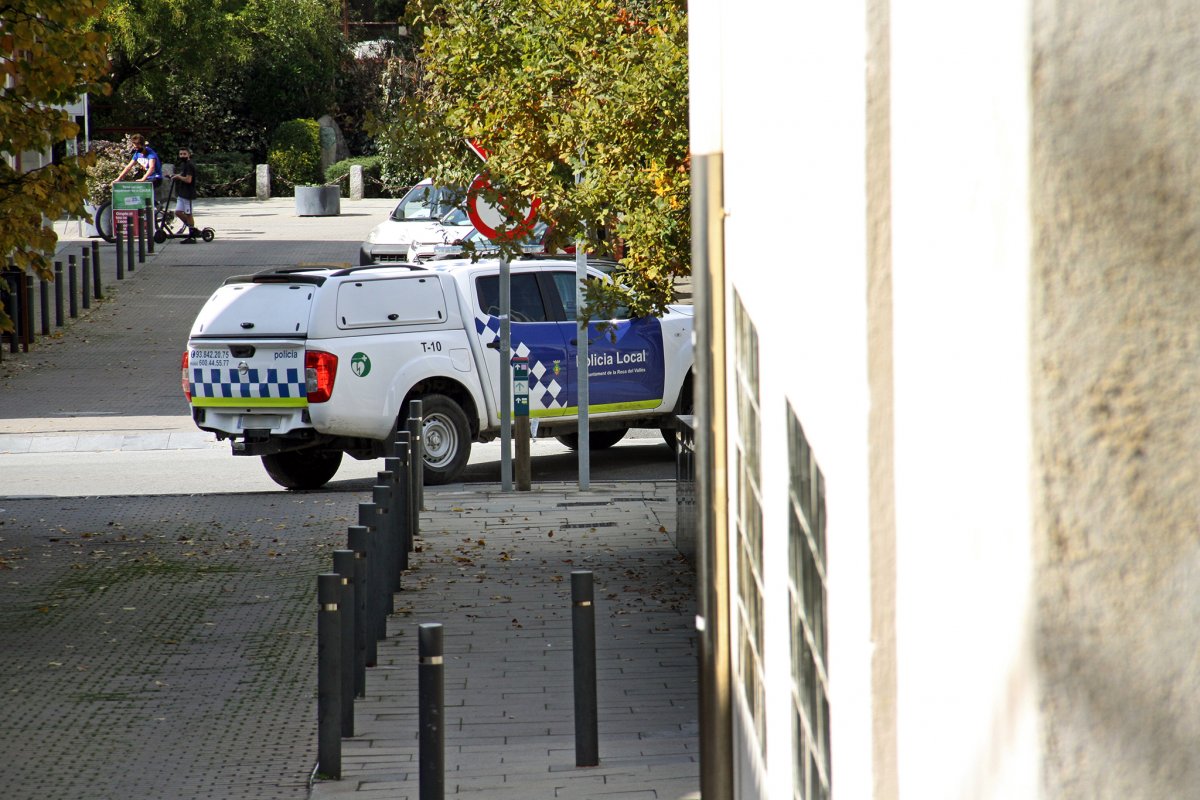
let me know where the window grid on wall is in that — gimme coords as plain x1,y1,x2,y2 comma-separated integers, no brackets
733,292,766,761
788,406,830,800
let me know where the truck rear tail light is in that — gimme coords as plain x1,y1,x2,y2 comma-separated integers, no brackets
305,350,338,403
181,350,191,401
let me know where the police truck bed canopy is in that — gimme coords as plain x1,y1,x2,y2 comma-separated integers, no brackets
190,282,316,337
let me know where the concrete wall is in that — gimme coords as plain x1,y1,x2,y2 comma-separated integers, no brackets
1031,1,1200,795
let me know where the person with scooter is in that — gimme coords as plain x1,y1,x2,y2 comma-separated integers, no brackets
172,147,201,243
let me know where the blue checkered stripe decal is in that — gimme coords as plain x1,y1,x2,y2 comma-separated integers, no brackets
190,366,307,403
475,315,566,411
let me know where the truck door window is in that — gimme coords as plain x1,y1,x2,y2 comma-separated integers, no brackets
475,274,549,322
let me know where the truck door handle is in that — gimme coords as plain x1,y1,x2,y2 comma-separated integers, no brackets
486,341,500,350
387,313,399,320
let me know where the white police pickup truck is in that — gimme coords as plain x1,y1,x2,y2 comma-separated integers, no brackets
182,257,694,489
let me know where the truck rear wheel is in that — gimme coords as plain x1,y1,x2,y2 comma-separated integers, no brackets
261,447,343,490
555,429,627,451
414,394,471,485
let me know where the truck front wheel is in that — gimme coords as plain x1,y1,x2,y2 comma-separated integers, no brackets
261,447,344,490
414,394,472,485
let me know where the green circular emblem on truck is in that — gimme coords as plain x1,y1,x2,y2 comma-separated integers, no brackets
351,352,371,377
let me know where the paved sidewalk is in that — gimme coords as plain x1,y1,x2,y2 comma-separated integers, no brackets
313,482,697,800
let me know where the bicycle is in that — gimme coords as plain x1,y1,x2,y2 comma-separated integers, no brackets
93,181,170,244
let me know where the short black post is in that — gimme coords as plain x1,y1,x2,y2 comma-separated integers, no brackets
333,549,357,738
125,216,135,272
39,276,49,335
317,573,342,779
373,481,397,613
67,255,78,318
358,502,387,644
91,241,103,299
346,526,370,692
407,399,425,512
80,249,91,309
5,272,15,354
144,198,155,254
396,432,418,551
386,447,410,574
137,207,146,263
53,261,63,326
23,277,34,347
115,223,126,279
572,570,599,767
418,623,444,800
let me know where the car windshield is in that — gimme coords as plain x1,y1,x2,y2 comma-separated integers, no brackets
439,206,471,226
390,184,461,221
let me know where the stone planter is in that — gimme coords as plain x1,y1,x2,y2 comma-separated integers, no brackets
295,185,341,216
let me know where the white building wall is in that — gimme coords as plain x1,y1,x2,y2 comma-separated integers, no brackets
716,1,873,797
889,2,1038,797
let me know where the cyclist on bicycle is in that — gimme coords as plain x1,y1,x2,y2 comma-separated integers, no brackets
112,134,163,198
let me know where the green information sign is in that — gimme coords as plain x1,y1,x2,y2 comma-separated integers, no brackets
112,181,155,238
512,356,529,417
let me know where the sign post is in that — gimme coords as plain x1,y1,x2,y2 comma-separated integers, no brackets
513,356,531,491
112,182,154,243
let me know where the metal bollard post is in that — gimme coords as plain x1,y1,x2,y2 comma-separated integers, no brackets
571,570,599,767
67,255,78,318
54,261,63,326
373,481,397,613
346,526,370,688
137,207,146,263
115,223,125,279
144,198,155,254
396,432,418,553
81,249,91,310
39,276,49,336
125,216,135,272
418,623,444,800
408,400,425,512
317,573,342,779
386,447,410,575
23,277,34,347
358,502,387,644
333,550,357,738
91,241,103,299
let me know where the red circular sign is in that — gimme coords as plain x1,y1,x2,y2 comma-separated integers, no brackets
467,173,541,242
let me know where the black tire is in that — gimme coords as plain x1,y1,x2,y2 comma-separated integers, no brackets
413,394,472,485
153,230,167,244
202,228,216,242
261,447,343,490
555,429,627,451
94,201,115,242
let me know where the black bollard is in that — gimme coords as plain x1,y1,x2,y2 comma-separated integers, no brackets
125,216,135,272
418,623,444,800
317,573,342,779
91,241,102,299
81,249,91,309
23,277,33,347
53,261,63,326
385,450,409,576
333,550,357,738
347,525,376,669
137,207,146,263
115,222,125,279
373,481,396,614
346,526,370,689
358,502,387,644
144,198,154,254
395,432,418,554
407,399,425,512
571,570,599,767
67,255,78,318
39,276,49,335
